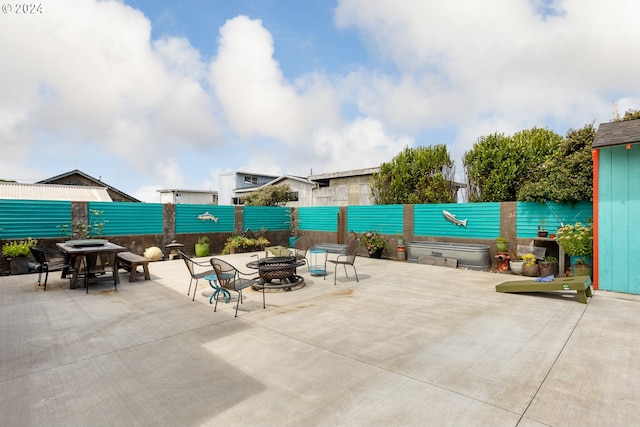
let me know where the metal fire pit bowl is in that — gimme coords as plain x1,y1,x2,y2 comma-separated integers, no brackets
246,256,306,290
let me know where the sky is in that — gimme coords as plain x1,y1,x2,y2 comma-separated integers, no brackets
2,0,640,202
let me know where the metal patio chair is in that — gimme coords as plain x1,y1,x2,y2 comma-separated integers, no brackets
210,258,265,317
30,246,72,291
327,239,360,285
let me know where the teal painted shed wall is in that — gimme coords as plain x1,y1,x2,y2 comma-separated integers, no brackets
298,206,339,232
0,200,71,239
597,145,640,294
90,202,163,236
414,203,500,239
243,206,290,231
176,205,234,234
347,205,403,235
516,202,592,239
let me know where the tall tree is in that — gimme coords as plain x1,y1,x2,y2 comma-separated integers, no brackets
463,127,562,202
517,124,595,203
242,184,295,206
370,145,455,205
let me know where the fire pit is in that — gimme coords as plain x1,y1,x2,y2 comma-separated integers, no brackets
246,256,306,290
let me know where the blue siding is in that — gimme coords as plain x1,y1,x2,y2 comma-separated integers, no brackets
597,146,640,294
90,202,163,236
0,200,71,239
414,203,500,239
347,205,403,235
516,202,592,239
299,206,339,232
176,205,235,233
243,206,290,231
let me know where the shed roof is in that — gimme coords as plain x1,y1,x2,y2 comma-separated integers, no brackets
593,120,640,148
0,182,112,201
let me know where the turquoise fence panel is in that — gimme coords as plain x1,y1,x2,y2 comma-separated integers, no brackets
414,203,500,239
243,206,290,231
176,205,235,234
89,202,163,236
516,201,592,239
347,205,403,235
0,200,71,239
298,206,339,232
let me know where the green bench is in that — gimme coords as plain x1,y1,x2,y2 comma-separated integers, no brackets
495,276,593,304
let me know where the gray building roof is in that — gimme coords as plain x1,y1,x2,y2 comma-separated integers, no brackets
0,182,112,201
593,120,640,148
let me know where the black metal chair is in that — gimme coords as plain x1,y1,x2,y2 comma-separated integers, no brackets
179,250,216,301
30,246,72,291
210,258,265,317
327,239,360,285
84,251,119,293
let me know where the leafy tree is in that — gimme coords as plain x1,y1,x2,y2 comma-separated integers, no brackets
463,127,562,202
517,124,595,203
615,108,640,121
370,145,455,204
242,183,295,206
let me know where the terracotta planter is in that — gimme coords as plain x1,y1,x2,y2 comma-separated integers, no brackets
523,264,539,277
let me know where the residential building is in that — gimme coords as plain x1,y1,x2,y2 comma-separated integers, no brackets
157,189,218,205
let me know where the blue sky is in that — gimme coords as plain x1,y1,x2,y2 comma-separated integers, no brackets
2,0,639,202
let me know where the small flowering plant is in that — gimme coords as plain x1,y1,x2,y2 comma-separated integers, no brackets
555,222,593,257
521,253,537,267
361,231,389,255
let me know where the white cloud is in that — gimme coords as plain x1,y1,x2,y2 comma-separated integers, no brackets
0,0,221,185
335,0,640,136
209,16,340,143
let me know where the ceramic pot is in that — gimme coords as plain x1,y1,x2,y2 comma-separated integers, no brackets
539,262,558,277
573,263,592,277
496,241,509,252
509,261,524,274
195,243,209,257
369,248,383,259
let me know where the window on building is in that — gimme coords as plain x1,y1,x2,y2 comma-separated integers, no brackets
244,175,258,185
289,192,299,201
232,197,244,205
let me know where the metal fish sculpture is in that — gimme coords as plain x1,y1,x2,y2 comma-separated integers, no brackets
197,211,218,223
442,210,467,227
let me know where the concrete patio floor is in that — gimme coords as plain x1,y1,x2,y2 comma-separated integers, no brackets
1,252,639,426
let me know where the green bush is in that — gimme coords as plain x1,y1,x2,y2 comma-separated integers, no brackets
2,238,37,258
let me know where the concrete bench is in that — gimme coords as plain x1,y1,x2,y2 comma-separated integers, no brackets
496,276,593,304
117,252,151,282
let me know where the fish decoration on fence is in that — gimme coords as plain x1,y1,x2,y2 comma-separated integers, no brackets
442,210,468,227
197,211,218,223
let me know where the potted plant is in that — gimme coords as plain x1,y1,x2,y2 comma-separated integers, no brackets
509,255,524,275
495,236,509,252
521,253,539,277
195,236,210,257
397,233,405,246
539,255,558,277
2,238,37,275
537,219,548,238
221,235,271,255
361,231,389,258
555,221,593,277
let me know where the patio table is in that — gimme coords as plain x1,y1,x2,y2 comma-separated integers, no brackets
56,240,126,288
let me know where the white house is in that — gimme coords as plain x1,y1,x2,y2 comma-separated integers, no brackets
157,189,218,205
